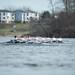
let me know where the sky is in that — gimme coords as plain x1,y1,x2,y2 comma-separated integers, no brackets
0,0,64,12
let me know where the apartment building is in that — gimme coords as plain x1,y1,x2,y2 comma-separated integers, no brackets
15,10,39,23
0,10,15,23
0,9,39,23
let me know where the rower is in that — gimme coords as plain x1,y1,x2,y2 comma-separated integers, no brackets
52,37,57,42
57,38,63,43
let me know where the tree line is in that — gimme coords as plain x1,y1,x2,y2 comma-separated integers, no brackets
30,0,75,37
30,11,75,38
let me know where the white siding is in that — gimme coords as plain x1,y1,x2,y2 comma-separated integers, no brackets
0,10,39,23
24,12,39,22
0,12,15,23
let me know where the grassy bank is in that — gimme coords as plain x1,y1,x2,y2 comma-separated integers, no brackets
0,23,31,36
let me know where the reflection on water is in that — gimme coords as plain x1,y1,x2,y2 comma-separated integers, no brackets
0,37,75,75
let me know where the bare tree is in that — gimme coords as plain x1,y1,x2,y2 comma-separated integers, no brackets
48,0,64,14
62,0,75,13
48,0,55,15
62,0,70,13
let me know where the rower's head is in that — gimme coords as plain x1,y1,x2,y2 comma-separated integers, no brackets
14,35,17,38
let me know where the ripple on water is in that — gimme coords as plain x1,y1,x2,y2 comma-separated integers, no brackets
0,37,75,70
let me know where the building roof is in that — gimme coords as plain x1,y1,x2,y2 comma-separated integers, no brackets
0,9,14,13
0,9,39,14
14,10,24,12
14,9,38,13
24,10,37,13
0,9,10,12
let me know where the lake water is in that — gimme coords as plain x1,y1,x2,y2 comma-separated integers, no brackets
0,36,75,75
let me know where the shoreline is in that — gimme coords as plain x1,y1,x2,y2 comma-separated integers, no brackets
0,35,75,38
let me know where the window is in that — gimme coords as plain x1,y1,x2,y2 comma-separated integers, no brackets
3,12,5,15
30,17,33,20
12,13,15,16
35,13,37,16
2,21,5,23
27,13,29,16
12,17,14,20
3,17,5,19
27,17,29,20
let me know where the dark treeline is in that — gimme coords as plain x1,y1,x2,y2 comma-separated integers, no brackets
30,11,75,38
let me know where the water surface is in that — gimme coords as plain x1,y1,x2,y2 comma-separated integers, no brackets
0,37,75,75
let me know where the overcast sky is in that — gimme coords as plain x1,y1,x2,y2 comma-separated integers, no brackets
0,0,64,12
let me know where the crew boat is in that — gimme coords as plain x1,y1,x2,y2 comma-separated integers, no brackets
4,35,63,45
52,37,63,43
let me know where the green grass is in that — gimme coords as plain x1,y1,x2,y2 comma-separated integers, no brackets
0,23,31,36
